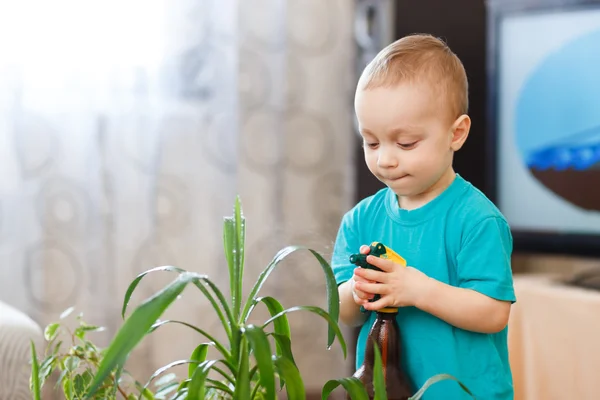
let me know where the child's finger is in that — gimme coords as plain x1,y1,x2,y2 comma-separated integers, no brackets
354,267,385,283
352,282,374,299
356,290,374,300
362,297,389,311
359,245,371,254
351,278,375,301
353,273,374,284
352,289,372,302
366,255,395,272
355,281,386,295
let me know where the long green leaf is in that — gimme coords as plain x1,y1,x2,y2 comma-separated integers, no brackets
269,333,296,368
274,356,305,400
175,378,190,392
223,196,246,322
122,266,234,344
223,214,236,315
251,297,291,359
121,265,185,318
172,388,189,400
191,277,234,339
233,337,251,400
408,374,474,400
136,385,155,400
211,364,236,386
223,212,237,307
150,320,231,360
372,343,387,400
321,377,369,400
243,325,276,400
240,246,295,322
308,248,340,347
137,359,198,400
30,341,41,400
241,246,340,349
250,380,263,400
269,335,294,390
234,196,246,320
188,344,209,378
230,327,241,378
86,273,195,398
153,381,179,398
206,379,234,396
262,305,347,358
248,365,259,385
187,360,218,400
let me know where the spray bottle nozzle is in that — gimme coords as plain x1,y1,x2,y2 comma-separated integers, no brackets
349,253,368,267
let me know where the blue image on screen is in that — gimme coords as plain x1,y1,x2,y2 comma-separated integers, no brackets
516,29,600,172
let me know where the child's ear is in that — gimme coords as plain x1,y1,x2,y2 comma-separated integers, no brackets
449,114,471,151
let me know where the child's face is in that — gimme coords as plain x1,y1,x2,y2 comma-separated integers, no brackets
354,82,469,204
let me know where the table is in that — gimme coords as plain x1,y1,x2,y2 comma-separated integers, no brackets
508,273,600,399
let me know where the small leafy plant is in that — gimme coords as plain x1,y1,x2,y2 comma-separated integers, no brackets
30,196,474,399
29,307,151,399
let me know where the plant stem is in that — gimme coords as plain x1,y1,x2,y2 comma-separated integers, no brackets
250,382,262,400
212,366,235,385
117,384,128,398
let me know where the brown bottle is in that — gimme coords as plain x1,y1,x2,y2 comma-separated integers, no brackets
350,308,413,400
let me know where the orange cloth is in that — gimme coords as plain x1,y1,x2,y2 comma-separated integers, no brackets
508,274,600,400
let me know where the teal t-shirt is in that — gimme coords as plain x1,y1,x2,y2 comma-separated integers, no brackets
331,174,516,400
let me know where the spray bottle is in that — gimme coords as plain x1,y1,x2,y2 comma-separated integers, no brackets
348,242,413,399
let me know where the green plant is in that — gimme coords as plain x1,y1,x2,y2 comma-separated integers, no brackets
29,307,152,399
30,196,475,399
322,343,474,400
83,196,348,400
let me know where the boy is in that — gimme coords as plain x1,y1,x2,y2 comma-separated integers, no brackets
332,34,516,399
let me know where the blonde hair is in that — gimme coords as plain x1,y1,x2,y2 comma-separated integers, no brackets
358,33,469,119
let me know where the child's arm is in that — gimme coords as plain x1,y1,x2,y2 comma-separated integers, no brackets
338,280,369,327
331,211,375,327
354,260,510,333
416,278,511,333
339,245,378,327
355,217,516,334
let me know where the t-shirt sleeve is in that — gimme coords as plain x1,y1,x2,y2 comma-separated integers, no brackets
456,216,516,303
331,211,361,286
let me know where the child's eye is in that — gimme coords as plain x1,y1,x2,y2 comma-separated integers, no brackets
364,142,379,149
398,141,417,149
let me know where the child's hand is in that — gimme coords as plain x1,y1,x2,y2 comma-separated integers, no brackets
351,245,376,306
353,254,431,310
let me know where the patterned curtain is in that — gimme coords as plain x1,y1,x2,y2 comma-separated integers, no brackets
0,0,356,395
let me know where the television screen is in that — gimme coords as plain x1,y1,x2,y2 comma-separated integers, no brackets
490,2,600,254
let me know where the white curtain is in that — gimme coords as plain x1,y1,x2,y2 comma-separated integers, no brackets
0,0,356,395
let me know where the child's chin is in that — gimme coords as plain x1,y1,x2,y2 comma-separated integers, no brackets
390,186,419,198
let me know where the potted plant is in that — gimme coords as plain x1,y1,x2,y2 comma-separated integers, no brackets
30,196,473,399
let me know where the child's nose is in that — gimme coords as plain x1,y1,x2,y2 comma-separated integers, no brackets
377,148,398,168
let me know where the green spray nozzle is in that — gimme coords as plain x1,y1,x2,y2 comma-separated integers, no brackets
349,253,368,268
349,243,388,307
349,242,407,313
349,242,387,272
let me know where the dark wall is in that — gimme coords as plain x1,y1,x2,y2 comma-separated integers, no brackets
355,0,488,202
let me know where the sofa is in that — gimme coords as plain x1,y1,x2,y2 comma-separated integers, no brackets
0,300,43,400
